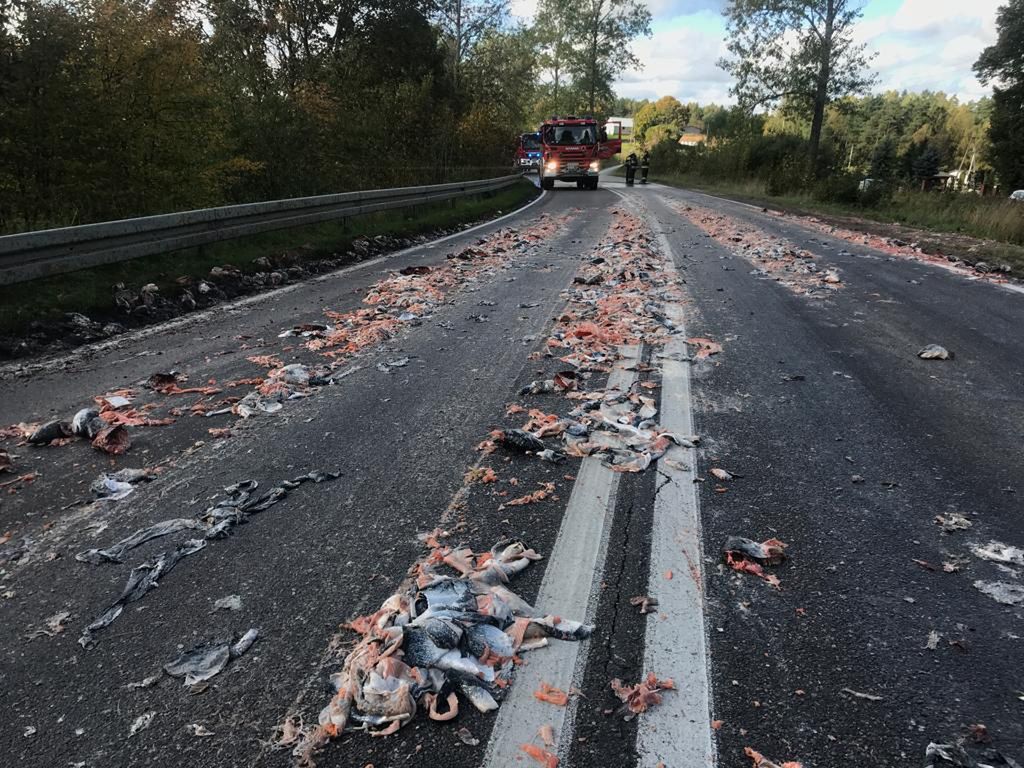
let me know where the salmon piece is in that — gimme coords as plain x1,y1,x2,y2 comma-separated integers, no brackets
744,746,802,768
426,692,459,721
687,337,723,359
533,682,569,706
520,744,559,767
725,552,782,588
226,377,264,387
153,383,223,396
246,354,283,368
443,548,475,576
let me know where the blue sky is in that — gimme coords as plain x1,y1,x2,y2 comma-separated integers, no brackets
511,0,1002,105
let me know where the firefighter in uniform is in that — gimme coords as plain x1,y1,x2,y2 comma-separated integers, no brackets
625,152,638,186
640,150,650,184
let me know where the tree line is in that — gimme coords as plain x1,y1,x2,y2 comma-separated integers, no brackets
634,92,995,195
631,0,1024,199
0,0,651,233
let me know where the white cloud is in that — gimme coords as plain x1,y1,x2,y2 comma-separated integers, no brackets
509,0,538,21
518,0,1001,106
615,16,734,104
854,0,1000,101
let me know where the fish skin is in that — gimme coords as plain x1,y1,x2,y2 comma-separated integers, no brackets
419,579,477,613
498,429,548,453
413,616,463,649
401,627,448,668
28,420,73,444
526,616,594,641
458,680,499,712
435,649,496,682
464,622,515,660
483,584,538,617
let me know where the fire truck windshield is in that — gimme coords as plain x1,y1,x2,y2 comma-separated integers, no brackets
521,134,541,151
544,125,597,146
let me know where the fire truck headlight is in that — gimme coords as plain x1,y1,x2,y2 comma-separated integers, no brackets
589,161,600,171
546,161,558,172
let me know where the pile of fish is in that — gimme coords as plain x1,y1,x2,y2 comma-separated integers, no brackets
300,215,568,364
292,538,590,763
674,204,842,297
222,215,572,425
550,211,682,368
489,210,694,473
775,210,1013,283
492,389,691,474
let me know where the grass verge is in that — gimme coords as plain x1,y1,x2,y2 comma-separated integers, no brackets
0,180,538,337
651,172,1024,274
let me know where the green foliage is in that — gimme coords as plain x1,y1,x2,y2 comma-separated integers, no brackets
634,95,690,145
720,0,876,168
639,86,999,210
531,0,650,119
870,138,899,181
0,0,534,233
975,0,1024,189
644,124,680,146
911,145,942,182
811,172,860,205
987,84,1024,190
662,89,994,200
611,96,649,116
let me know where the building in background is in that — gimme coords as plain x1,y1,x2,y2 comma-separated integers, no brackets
678,126,706,147
604,117,634,141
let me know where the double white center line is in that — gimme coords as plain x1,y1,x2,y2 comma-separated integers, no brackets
482,196,715,767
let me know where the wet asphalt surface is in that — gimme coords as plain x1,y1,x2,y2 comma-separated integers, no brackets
0,177,1022,768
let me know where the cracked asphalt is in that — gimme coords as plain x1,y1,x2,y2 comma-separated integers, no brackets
1,177,1022,768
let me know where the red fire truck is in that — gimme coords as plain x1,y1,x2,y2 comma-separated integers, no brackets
538,116,621,191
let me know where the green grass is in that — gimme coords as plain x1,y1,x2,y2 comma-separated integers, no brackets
652,171,1024,273
0,180,538,336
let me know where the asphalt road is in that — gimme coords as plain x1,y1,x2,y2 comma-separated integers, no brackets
1,174,1021,768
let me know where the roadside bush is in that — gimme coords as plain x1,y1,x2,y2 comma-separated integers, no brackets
858,181,893,208
765,160,806,196
812,173,860,205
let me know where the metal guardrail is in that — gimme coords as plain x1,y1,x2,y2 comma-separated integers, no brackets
0,174,523,285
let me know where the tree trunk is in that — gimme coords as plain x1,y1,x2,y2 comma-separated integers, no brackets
588,18,598,112
452,0,463,89
808,78,827,174
552,36,560,110
808,0,835,176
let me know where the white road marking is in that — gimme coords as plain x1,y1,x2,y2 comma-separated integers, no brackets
610,187,715,766
0,188,549,379
640,250,715,766
481,345,641,768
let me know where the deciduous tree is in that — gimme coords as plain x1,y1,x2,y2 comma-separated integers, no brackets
568,0,651,114
634,95,690,145
719,0,875,174
975,0,1024,189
